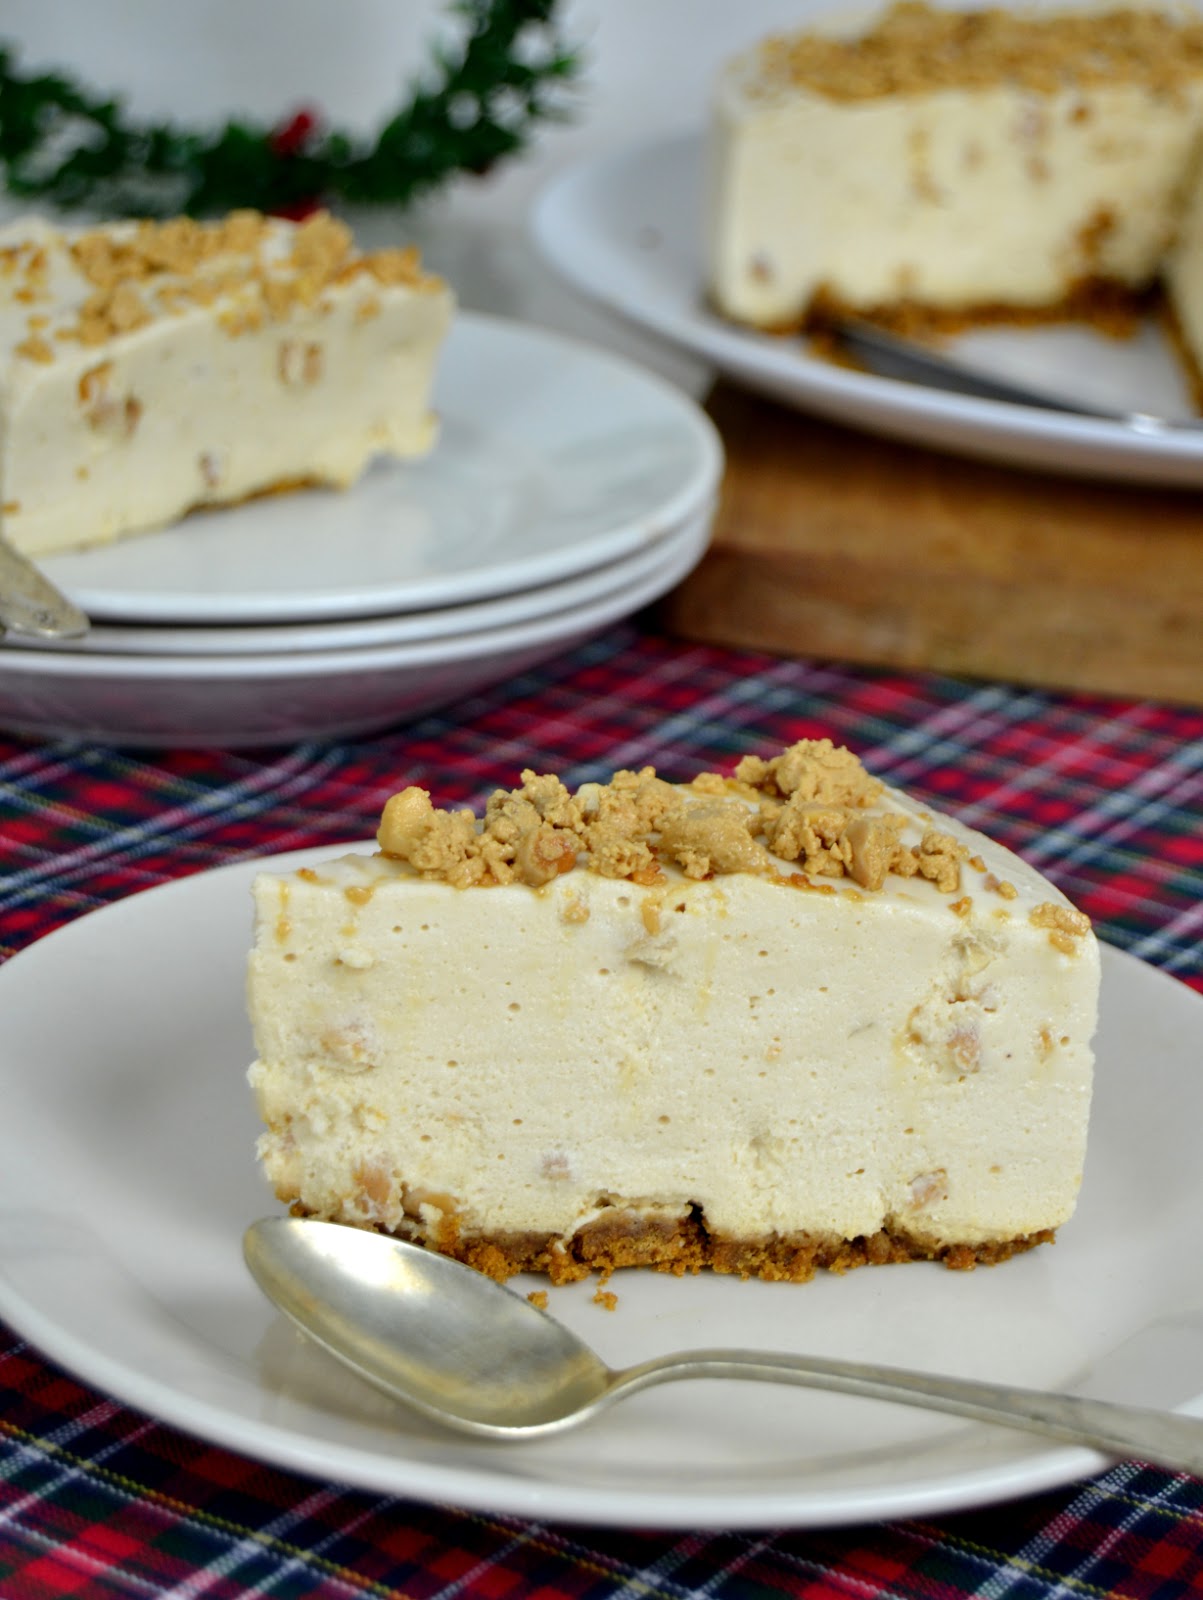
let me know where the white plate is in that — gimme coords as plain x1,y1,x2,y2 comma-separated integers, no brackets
532,134,1203,487
38,310,722,626
6,508,711,659
2,845,1202,1531
0,506,711,746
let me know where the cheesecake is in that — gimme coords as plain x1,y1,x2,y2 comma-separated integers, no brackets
247,741,1100,1285
706,3,1203,393
0,210,453,557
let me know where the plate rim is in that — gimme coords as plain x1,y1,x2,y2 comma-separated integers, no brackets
0,508,711,743
0,507,712,683
3,843,1199,1528
531,131,1203,484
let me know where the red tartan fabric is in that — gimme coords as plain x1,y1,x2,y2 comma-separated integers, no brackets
2,623,1203,1599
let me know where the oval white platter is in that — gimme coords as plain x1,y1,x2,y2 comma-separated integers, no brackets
532,133,1203,487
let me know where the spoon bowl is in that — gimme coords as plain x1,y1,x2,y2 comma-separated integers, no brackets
245,1216,1203,1470
245,1216,612,1433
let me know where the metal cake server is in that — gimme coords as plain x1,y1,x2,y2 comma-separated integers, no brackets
0,532,89,639
244,1216,1203,1470
832,318,1203,434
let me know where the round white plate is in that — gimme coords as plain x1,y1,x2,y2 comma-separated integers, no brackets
6,507,711,659
38,310,723,626
532,134,1203,487
0,505,711,746
1,846,1201,1530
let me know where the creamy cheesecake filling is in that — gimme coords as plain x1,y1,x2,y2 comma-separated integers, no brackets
0,210,453,557
706,4,1203,354
1163,168,1203,405
247,743,1099,1284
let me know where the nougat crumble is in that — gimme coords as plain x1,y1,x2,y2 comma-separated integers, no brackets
754,3,1203,104
1030,900,1093,953
8,209,444,360
375,739,980,896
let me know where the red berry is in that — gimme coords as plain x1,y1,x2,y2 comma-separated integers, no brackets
271,108,319,157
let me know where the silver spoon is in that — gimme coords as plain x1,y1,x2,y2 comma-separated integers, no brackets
832,318,1203,434
0,532,90,639
245,1217,1203,1470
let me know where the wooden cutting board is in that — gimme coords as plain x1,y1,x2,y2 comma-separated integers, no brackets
659,382,1203,707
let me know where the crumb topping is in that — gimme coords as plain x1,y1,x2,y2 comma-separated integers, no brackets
841,814,903,891
733,738,883,806
375,740,981,896
1030,901,1091,934
6,209,443,360
752,2,1203,102
1030,899,1093,952
911,828,969,894
657,800,771,879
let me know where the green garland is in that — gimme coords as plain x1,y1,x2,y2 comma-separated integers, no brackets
0,0,580,217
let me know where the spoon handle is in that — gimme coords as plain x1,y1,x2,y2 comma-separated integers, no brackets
833,318,1203,433
0,532,90,639
611,1349,1203,1475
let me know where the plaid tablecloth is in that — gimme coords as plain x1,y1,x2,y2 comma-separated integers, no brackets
3,621,1203,1599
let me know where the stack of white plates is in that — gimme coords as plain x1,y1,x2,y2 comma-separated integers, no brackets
0,313,722,747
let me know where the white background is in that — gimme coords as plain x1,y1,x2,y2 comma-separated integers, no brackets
1,1,830,220
0,1,852,383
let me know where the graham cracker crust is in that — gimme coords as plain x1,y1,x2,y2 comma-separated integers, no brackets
298,1201,1055,1286
751,275,1158,345
716,274,1202,413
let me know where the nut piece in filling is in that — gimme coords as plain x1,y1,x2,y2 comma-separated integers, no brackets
247,739,1100,1285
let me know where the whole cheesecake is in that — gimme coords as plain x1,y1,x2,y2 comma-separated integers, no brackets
246,741,1100,1285
0,209,453,557
706,2,1203,392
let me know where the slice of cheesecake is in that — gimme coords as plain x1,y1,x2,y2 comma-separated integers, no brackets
0,210,453,557
706,3,1203,336
247,741,1100,1285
